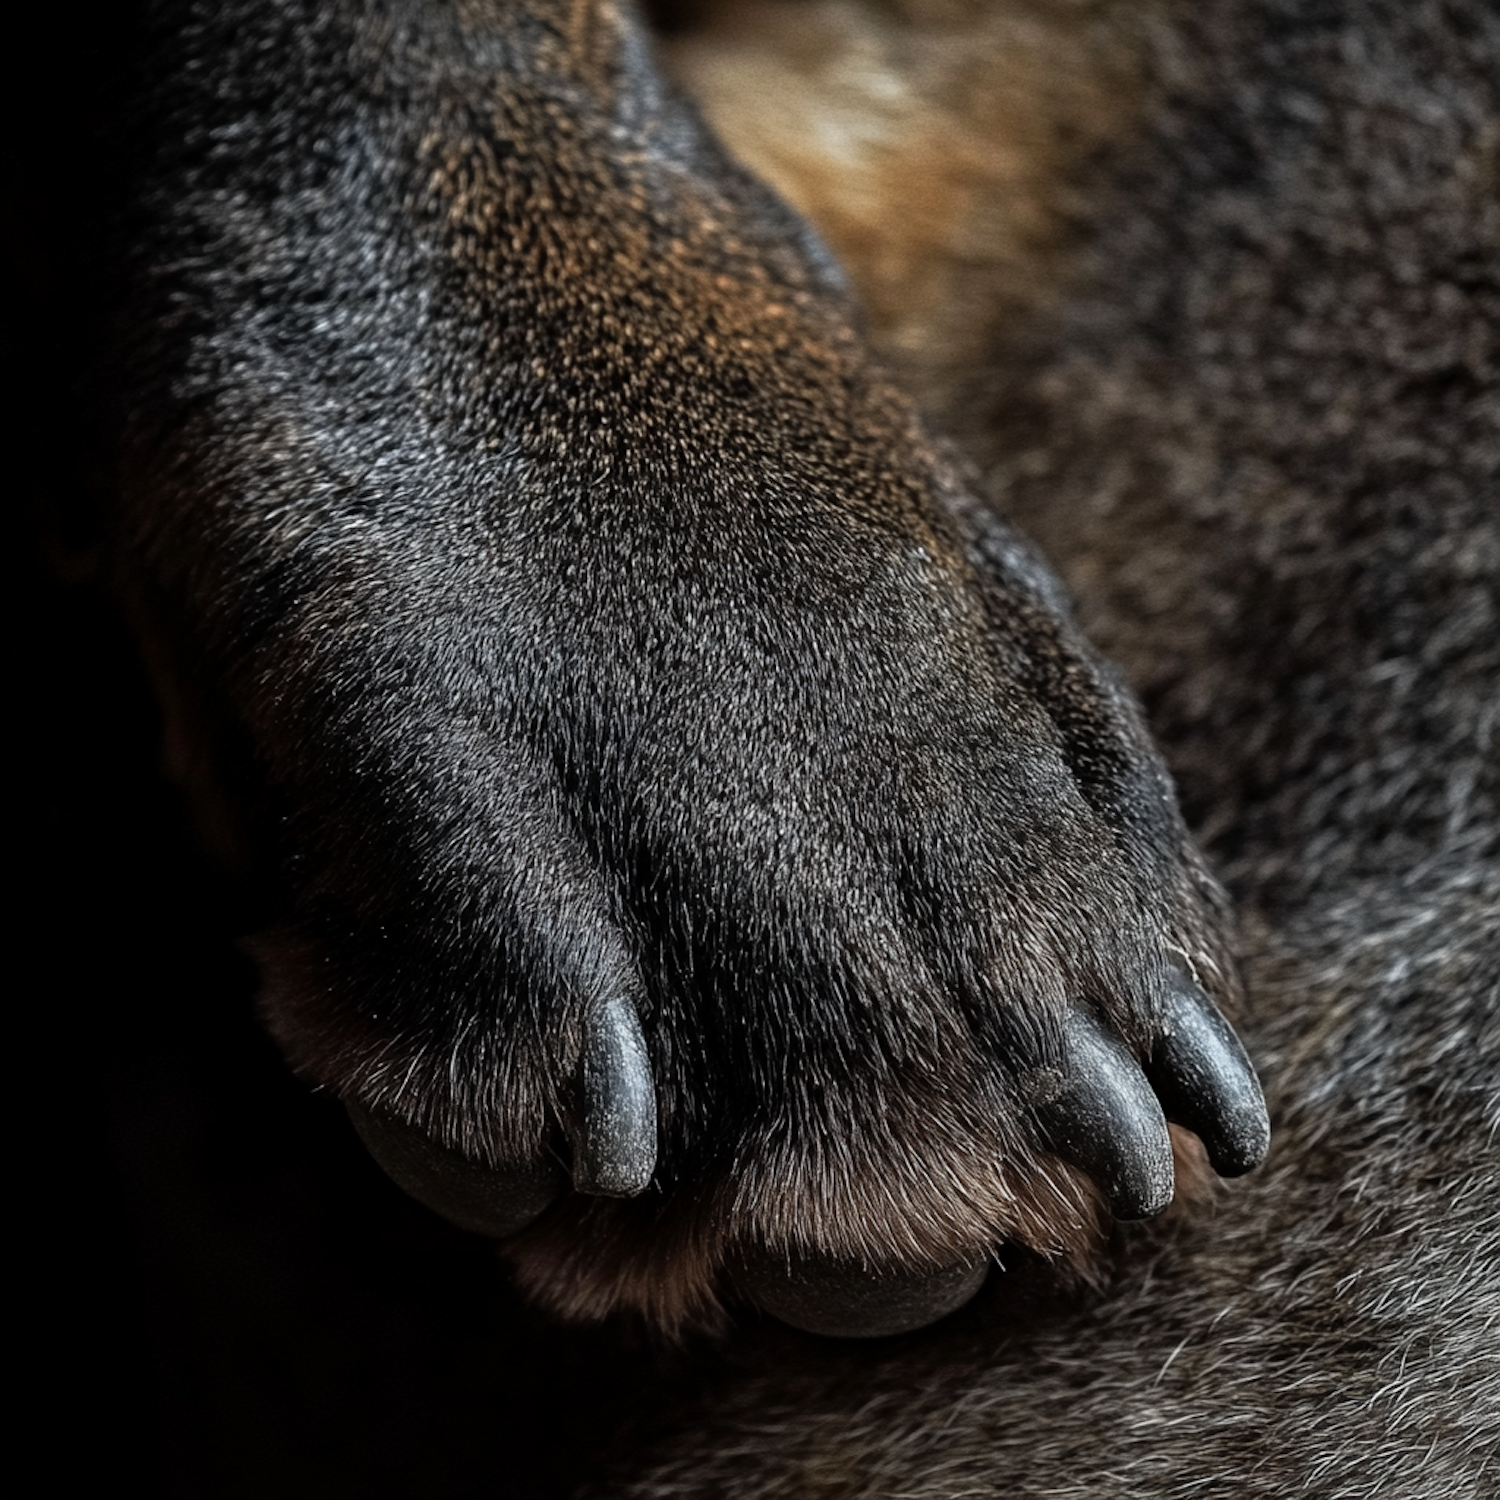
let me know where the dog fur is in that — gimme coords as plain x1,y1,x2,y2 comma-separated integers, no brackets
598,0,1500,1491
103,0,1278,1338
27,0,1493,1487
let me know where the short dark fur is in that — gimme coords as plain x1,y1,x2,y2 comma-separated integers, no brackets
603,0,1500,1489
108,0,1260,1332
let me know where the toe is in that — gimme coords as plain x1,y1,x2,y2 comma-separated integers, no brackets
571,995,658,1197
1147,967,1270,1177
737,1250,989,1338
347,1102,565,1237
1033,1007,1176,1220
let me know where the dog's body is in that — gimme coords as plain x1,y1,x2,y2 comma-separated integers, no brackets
30,0,1495,1489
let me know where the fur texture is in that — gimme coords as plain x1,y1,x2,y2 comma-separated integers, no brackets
601,0,1500,1489
18,0,1492,1488
106,0,1265,1334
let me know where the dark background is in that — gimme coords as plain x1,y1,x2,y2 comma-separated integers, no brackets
8,6,702,1494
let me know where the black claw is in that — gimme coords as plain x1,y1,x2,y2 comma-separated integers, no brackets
347,1102,564,1237
736,1251,988,1338
1035,1007,1175,1220
572,996,657,1197
1148,967,1271,1177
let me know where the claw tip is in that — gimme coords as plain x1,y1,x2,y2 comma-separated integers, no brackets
573,995,658,1197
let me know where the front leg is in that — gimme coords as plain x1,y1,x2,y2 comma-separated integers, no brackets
113,0,1267,1337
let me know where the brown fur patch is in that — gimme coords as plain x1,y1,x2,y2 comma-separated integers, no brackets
665,0,1167,408
503,1141,1110,1334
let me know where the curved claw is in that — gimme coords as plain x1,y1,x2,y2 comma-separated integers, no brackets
737,1250,988,1339
1148,968,1271,1177
572,996,657,1197
347,1102,564,1237
1035,1007,1175,1220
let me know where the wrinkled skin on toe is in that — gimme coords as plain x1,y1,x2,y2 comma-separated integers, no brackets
112,0,1266,1334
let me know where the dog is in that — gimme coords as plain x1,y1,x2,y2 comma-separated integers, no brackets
25,0,1490,1490
102,0,1272,1342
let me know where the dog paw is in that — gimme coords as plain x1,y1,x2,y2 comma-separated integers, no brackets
121,0,1266,1337
246,421,1267,1337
